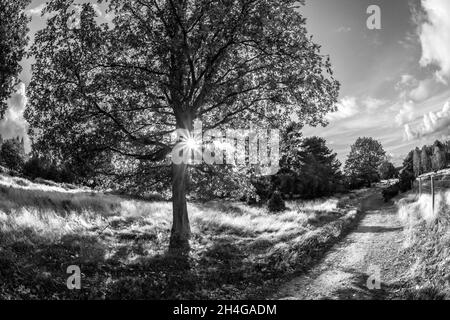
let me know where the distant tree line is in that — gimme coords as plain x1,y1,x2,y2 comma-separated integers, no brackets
411,140,449,177
252,127,394,206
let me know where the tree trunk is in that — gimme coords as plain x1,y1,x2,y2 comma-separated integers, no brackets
169,161,191,252
169,112,193,253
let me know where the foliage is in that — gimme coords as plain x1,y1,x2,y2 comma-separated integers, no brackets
267,191,285,212
26,0,340,248
378,160,397,180
397,151,414,193
413,147,422,177
270,128,343,199
410,140,448,178
0,137,25,171
420,145,432,174
382,183,399,202
298,136,343,197
22,156,76,183
431,140,446,172
344,137,385,187
0,0,30,116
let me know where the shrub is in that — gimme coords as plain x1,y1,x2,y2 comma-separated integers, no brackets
267,191,286,212
382,183,400,202
0,138,25,171
398,169,414,193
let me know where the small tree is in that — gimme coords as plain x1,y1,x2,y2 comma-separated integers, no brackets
0,138,25,171
299,136,342,197
344,137,385,187
378,160,397,180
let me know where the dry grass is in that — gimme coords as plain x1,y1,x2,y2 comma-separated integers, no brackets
396,191,450,299
0,173,363,299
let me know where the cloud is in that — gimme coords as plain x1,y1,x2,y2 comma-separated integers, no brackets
395,74,435,102
398,74,415,86
417,0,450,82
395,101,415,125
409,78,434,101
422,101,450,134
403,100,450,140
363,97,387,112
0,83,31,153
26,4,45,16
326,96,359,121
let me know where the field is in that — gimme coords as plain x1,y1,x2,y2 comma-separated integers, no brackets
0,173,368,299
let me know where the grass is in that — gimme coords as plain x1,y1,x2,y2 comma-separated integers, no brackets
395,191,450,299
0,173,365,299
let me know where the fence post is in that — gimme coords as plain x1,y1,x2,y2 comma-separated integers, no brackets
431,175,435,214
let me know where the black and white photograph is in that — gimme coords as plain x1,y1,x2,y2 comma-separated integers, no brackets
1,0,450,310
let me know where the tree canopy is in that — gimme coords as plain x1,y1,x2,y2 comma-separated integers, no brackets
378,160,397,180
0,0,30,116
26,0,340,250
344,137,385,186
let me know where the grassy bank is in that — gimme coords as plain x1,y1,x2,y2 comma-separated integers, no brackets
0,173,368,299
396,191,450,299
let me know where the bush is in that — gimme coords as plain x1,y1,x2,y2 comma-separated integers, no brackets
0,139,25,171
398,169,415,193
267,191,286,212
22,156,76,183
382,183,400,202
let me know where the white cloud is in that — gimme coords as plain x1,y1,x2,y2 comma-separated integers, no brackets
398,74,415,86
403,100,450,140
326,96,359,121
422,101,450,134
418,0,450,82
395,101,415,125
363,97,386,112
409,78,434,101
0,83,31,152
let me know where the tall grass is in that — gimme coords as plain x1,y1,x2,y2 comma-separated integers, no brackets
0,172,363,299
396,191,450,299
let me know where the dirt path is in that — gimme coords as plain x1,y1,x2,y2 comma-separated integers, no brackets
272,190,407,300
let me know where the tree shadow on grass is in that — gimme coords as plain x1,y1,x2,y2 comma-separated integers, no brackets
354,226,403,234
0,227,111,299
326,268,399,300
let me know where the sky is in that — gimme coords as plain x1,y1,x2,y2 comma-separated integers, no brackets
3,0,450,164
300,0,450,165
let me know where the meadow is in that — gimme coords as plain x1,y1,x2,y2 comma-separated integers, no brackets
0,173,366,299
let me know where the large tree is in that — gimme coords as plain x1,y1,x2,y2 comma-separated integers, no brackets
26,0,340,251
0,0,30,116
344,137,385,187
